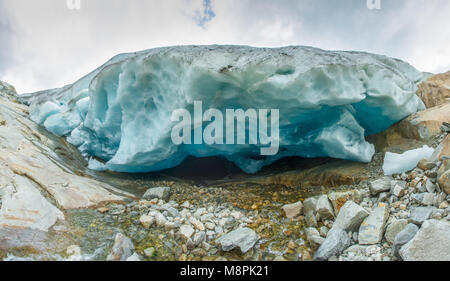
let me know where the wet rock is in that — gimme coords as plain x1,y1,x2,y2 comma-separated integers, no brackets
180,225,195,239
216,227,259,253
385,219,408,244
144,247,155,258
393,223,419,256
107,233,135,261
400,220,450,261
305,227,325,248
189,217,205,231
313,228,351,261
142,187,171,201
192,231,206,246
358,203,389,245
316,195,335,220
370,177,392,196
409,206,434,225
139,214,154,229
282,201,303,219
332,201,369,232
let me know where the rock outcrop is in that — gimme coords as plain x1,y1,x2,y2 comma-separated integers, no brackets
0,81,131,252
417,71,450,108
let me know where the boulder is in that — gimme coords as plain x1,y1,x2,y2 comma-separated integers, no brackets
328,190,361,214
417,159,436,171
400,220,450,261
216,227,260,253
332,201,369,232
313,228,351,261
358,203,390,245
303,196,319,214
385,219,408,244
142,187,171,201
370,177,392,196
106,233,135,261
416,71,450,108
305,227,325,249
316,195,335,220
409,206,434,225
393,223,419,256
282,201,303,219
439,169,450,195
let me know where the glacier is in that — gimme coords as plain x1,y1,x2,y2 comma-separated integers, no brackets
21,45,428,174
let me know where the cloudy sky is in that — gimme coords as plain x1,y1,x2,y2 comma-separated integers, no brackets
0,0,449,93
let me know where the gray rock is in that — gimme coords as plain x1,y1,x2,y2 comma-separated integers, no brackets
422,193,435,206
400,220,450,261
409,206,434,225
332,201,369,232
313,228,351,261
370,177,392,196
393,223,419,256
161,205,180,217
106,233,135,261
305,210,318,227
305,227,325,248
216,227,259,253
358,203,389,245
142,187,171,201
316,195,335,220
411,193,425,204
192,231,206,246
303,196,319,214
385,219,408,244
319,226,329,237
391,183,407,198
425,180,436,193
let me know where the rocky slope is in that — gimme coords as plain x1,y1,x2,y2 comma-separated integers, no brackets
0,70,449,261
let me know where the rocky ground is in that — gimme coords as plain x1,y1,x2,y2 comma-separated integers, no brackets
0,71,449,261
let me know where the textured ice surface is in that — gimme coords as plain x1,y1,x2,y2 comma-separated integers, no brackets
383,145,435,175
23,45,427,173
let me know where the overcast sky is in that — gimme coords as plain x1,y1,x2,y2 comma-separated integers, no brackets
0,0,449,93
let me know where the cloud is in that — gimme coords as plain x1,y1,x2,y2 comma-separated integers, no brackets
0,0,449,93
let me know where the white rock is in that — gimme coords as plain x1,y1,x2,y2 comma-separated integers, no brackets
282,201,303,219
180,225,195,239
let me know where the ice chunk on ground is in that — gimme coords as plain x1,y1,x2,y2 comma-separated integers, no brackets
22,45,427,174
88,158,107,172
383,145,435,175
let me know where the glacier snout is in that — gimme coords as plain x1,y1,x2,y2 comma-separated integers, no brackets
24,45,427,174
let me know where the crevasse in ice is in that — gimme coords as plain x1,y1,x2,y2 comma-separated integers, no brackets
23,45,428,173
